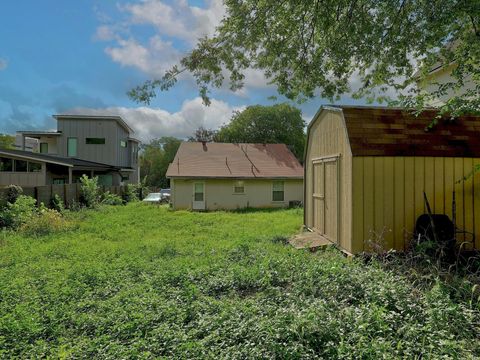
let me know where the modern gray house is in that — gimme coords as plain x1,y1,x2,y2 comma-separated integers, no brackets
0,115,140,187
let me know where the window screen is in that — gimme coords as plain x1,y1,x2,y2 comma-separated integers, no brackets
0,157,13,172
15,160,28,172
272,181,284,201
233,181,245,194
28,162,42,172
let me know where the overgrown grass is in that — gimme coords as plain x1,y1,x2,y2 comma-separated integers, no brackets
0,203,479,358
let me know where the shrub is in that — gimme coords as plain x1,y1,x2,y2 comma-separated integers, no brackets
0,195,37,229
50,194,65,213
3,185,23,205
122,184,138,203
101,192,123,206
80,175,100,208
21,208,73,237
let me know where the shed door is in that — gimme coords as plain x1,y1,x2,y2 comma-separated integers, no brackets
312,157,339,244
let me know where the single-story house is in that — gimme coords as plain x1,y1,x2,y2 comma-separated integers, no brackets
0,149,127,187
166,142,304,210
304,105,480,254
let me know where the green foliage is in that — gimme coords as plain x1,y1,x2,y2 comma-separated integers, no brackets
4,184,23,205
188,126,219,142
216,103,306,160
122,184,139,203
79,175,100,209
129,1,480,115
50,194,65,213
0,195,37,229
140,137,181,188
0,204,478,358
21,208,73,237
0,133,15,149
101,192,123,206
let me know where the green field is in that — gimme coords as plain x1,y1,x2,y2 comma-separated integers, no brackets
0,203,479,358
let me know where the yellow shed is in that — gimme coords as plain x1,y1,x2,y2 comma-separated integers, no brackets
304,105,480,254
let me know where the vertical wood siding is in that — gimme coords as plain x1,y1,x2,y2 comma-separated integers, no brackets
352,156,480,251
304,109,353,252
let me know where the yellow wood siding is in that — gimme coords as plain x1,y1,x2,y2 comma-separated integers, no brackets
304,109,353,252
352,156,480,252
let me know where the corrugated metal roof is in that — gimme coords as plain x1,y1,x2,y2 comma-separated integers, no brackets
166,142,303,179
335,106,480,157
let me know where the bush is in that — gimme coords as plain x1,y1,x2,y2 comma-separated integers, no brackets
21,208,72,237
0,195,37,229
2,185,23,206
101,192,123,206
80,175,100,208
122,184,138,203
50,194,65,213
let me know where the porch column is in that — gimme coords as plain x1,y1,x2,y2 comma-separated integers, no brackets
90,170,94,178
68,167,73,184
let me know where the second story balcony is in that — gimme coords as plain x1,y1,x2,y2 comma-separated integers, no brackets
17,131,62,155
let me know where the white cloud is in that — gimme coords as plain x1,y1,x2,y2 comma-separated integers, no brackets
0,58,8,71
105,36,181,77
67,97,244,142
97,0,271,93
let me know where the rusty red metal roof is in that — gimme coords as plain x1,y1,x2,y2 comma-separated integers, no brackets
336,106,480,157
166,142,303,179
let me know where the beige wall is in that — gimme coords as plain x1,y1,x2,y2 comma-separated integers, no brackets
304,108,353,251
171,178,303,210
352,156,480,253
417,64,476,107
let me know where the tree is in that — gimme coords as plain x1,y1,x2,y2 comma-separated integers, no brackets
140,137,181,188
188,126,218,142
216,103,306,160
129,1,480,116
0,134,15,149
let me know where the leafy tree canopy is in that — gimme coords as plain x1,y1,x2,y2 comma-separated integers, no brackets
129,1,480,116
0,134,15,149
216,103,305,160
140,137,181,188
188,126,219,142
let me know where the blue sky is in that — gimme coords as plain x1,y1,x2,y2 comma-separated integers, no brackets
0,0,365,141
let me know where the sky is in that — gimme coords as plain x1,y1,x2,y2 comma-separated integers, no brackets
0,0,367,142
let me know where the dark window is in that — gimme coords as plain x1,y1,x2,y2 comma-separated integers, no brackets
121,175,129,181
86,138,106,145
28,162,42,172
39,143,48,153
15,160,28,172
0,157,13,172
53,178,66,184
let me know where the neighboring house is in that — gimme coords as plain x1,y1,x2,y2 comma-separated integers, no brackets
14,135,37,151
166,142,303,210
0,115,140,187
304,105,480,255
415,46,476,106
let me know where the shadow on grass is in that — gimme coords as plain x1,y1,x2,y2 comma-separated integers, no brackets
229,206,303,214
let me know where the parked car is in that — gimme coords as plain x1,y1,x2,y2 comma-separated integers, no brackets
160,188,171,201
142,189,171,204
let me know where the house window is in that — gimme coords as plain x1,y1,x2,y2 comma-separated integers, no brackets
233,180,245,194
272,181,285,202
15,160,28,172
40,143,48,153
194,183,204,201
121,176,129,182
53,178,66,185
0,157,13,172
86,138,105,145
28,162,42,172
120,140,127,148
67,138,77,157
